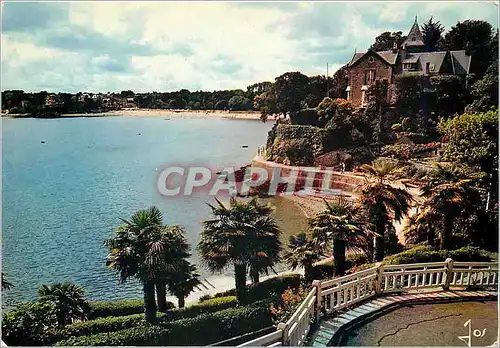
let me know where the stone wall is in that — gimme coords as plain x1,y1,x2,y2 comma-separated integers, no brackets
251,158,365,194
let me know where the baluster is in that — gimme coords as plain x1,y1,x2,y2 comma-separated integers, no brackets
357,280,361,300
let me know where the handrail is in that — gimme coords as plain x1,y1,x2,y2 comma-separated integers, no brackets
238,259,498,346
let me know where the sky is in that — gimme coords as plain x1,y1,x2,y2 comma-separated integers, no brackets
1,1,498,93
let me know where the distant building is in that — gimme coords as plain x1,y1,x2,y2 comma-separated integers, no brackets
45,94,58,106
345,17,472,108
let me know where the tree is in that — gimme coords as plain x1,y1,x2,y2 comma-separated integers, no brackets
304,75,333,108
466,61,498,113
329,65,349,99
316,97,354,129
310,198,370,276
2,301,58,346
365,79,391,147
228,95,251,111
370,31,406,51
214,100,228,110
37,281,90,326
198,198,281,304
274,72,310,117
422,17,445,52
283,233,321,282
167,263,200,308
2,272,14,290
429,75,467,117
438,110,498,211
104,207,191,322
440,20,494,78
253,86,278,122
358,158,412,261
416,164,483,250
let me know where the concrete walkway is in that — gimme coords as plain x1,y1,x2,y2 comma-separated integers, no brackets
309,290,497,346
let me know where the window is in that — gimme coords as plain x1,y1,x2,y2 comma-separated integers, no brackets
425,62,430,74
403,63,414,71
361,90,367,106
368,56,375,63
364,69,376,85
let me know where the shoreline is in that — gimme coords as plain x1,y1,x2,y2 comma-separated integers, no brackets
2,109,264,121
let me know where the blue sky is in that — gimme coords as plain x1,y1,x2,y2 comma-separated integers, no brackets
1,1,498,93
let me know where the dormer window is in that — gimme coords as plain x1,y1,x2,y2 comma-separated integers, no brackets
403,63,415,71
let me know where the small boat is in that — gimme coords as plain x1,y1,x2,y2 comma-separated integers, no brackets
137,133,141,135
241,145,248,148
164,118,171,120
41,141,45,143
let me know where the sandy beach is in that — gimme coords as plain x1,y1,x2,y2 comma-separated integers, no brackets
2,109,265,120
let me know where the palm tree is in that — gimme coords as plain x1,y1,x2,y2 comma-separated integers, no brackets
1,272,14,290
358,158,412,261
167,262,200,308
38,281,90,326
104,207,191,322
198,198,281,304
283,232,322,282
310,198,370,277
415,164,482,250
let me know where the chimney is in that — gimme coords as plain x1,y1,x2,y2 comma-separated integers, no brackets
392,41,398,53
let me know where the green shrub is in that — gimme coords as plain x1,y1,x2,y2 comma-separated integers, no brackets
310,262,334,280
56,300,273,346
214,274,301,302
382,245,492,265
169,296,238,320
50,313,144,344
88,299,143,319
2,301,58,346
48,296,238,343
290,108,318,126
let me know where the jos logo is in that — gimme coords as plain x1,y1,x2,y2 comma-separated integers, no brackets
457,319,487,347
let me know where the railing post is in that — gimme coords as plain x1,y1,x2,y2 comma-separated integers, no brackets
312,280,322,322
375,262,383,295
277,322,288,346
443,258,454,290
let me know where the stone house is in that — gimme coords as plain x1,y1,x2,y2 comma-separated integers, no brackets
345,17,472,108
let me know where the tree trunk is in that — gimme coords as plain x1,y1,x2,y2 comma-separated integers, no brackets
304,263,314,283
234,264,247,305
143,280,157,323
440,218,452,250
333,239,346,277
250,266,260,284
427,229,435,247
156,282,167,312
177,296,185,308
374,217,386,262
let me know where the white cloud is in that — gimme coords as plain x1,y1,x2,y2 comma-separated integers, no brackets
1,2,498,92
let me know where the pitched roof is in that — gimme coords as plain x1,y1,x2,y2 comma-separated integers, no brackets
349,52,365,66
403,16,425,48
348,50,398,67
402,52,447,72
450,50,472,75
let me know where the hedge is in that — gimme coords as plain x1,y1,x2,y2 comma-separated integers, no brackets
56,300,273,346
169,296,237,320
89,299,144,319
49,314,145,344
382,246,492,265
213,274,301,302
50,296,239,344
